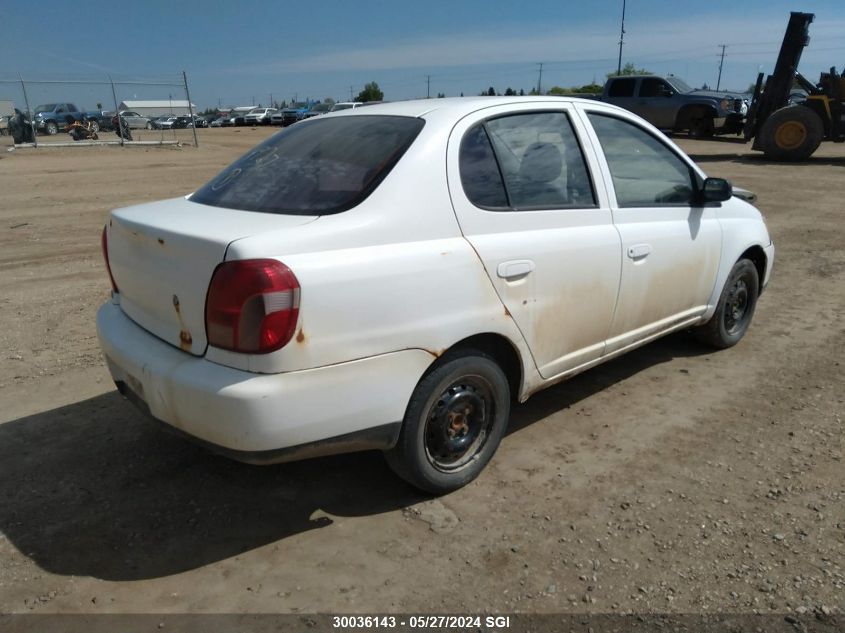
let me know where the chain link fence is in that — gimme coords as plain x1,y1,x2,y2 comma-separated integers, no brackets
0,72,200,150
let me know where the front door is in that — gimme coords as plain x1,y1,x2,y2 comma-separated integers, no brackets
579,106,722,354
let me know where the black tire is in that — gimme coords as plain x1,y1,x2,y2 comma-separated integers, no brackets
758,105,824,161
88,119,99,133
385,349,510,494
45,121,58,135
694,259,759,349
146,121,153,130
688,116,715,139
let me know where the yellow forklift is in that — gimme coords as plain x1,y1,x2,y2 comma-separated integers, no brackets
744,12,845,161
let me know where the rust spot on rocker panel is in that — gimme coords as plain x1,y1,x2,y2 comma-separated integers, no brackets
179,330,193,350
295,328,306,344
157,237,165,245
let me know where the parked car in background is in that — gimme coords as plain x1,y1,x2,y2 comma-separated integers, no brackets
210,115,228,128
153,116,178,130
601,75,748,137
193,115,214,128
32,103,108,135
172,116,193,129
228,107,256,127
275,102,314,126
97,96,773,494
301,103,332,119
329,101,364,112
120,111,154,130
244,107,278,125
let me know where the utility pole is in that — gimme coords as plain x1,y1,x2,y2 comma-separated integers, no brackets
269,93,273,108
617,0,627,75
251,95,255,106
537,63,543,95
349,86,354,101
426,74,431,98
716,44,727,90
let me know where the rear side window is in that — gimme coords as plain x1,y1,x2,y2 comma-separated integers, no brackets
460,111,596,211
607,78,636,97
191,115,425,215
459,124,508,208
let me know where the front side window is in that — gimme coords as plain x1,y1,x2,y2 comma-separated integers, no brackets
460,111,596,211
639,78,671,97
191,115,424,215
587,113,695,207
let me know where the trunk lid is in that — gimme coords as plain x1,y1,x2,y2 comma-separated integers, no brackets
107,197,317,355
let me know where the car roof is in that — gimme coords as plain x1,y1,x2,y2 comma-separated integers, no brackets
335,96,602,120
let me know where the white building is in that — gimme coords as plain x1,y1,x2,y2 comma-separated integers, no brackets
118,100,197,117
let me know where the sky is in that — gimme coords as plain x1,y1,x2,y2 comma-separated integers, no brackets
2,0,845,111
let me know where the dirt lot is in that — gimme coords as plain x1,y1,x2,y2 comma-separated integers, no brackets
0,128,842,618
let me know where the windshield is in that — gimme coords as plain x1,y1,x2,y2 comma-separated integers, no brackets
191,115,425,215
665,77,693,93
34,104,57,112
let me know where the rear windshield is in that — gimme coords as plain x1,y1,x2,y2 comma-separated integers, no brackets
191,115,424,215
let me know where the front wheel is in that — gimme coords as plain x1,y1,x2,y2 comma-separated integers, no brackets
45,121,58,135
146,121,153,130
385,350,510,494
693,258,759,349
688,116,715,139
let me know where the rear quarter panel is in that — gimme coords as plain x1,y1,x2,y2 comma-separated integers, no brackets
213,114,538,392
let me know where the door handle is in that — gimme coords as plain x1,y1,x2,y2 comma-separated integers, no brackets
627,243,652,259
497,259,535,280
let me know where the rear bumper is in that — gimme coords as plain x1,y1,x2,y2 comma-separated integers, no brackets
97,302,432,462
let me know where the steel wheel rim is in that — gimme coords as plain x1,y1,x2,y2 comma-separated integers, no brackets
424,375,495,472
775,121,806,150
724,277,750,335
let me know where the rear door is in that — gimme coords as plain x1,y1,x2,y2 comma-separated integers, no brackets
577,105,722,354
447,102,622,378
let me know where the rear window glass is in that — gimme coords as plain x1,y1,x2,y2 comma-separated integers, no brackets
191,115,425,215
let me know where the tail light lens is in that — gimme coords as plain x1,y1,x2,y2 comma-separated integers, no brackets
101,225,118,293
205,259,300,354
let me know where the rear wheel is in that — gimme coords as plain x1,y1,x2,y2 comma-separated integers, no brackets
45,121,58,135
146,121,153,130
759,105,824,161
88,120,99,133
385,350,510,494
693,259,759,349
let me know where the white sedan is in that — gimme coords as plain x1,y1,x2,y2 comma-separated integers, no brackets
97,97,774,493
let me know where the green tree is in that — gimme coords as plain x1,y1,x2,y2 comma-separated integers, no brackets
487,86,496,96
355,82,384,102
504,87,516,96
607,62,652,78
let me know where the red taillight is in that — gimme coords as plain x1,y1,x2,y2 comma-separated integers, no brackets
101,224,118,293
205,259,300,354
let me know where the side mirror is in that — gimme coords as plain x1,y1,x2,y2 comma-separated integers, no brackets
701,177,732,202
